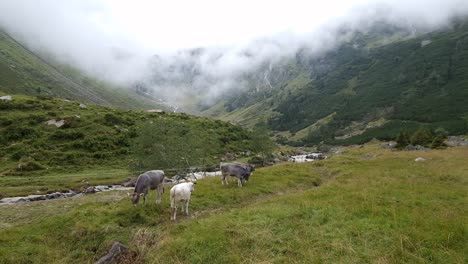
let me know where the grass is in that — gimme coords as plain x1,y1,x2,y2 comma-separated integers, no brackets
0,94,261,197
0,143,466,263
0,168,129,198
0,29,164,110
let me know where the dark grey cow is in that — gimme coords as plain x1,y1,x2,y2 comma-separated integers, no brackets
220,163,255,187
131,170,165,206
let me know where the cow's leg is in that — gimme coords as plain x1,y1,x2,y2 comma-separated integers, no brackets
143,190,148,205
238,177,242,187
221,175,225,185
171,206,176,221
185,200,190,215
155,185,162,204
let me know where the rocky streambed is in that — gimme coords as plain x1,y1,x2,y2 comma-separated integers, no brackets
0,185,134,205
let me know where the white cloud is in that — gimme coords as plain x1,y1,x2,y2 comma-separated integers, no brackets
1,0,468,106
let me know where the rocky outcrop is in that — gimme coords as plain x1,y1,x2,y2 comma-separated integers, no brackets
95,242,129,264
0,95,12,101
0,185,133,204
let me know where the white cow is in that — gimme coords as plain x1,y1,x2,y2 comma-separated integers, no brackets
170,182,195,221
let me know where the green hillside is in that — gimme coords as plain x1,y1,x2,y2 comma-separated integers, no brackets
0,94,261,196
0,29,163,110
1,144,466,263
204,22,468,145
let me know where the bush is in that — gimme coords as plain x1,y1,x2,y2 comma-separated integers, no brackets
60,117,81,129
50,130,85,140
410,129,433,146
395,131,411,149
0,117,13,126
16,161,46,171
3,126,41,141
431,134,446,149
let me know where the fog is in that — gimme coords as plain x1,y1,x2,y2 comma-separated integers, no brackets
1,0,468,108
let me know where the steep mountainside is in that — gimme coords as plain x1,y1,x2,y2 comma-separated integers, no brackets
0,29,164,110
203,21,468,145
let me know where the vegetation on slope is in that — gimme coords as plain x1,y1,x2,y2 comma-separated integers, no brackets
0,94,266,196
205,21,468,145
0,29,163,110
0,144,466,263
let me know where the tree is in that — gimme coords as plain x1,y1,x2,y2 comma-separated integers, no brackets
131,119,217,174
250,124,276,165
410,128,433,147
395,131,411,149
431,134,446,149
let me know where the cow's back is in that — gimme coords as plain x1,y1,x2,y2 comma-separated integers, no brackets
135,170,165,192
221,163,247,176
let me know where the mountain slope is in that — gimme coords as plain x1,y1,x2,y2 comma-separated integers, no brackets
0,94,261,195
0,29,163,110
203,22,468,144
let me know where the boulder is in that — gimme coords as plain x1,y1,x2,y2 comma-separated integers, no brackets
26,195,46,201
45,119,65,128
415,157,426,162
84,187,96,194
79,103,87,109
95,242,129,264
0,197,28,203
122,178,137,187
0,95,12,101
46,192,63,199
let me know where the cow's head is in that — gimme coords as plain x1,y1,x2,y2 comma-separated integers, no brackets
128,192,143,206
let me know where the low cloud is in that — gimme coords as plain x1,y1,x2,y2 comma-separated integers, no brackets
1,0,468,109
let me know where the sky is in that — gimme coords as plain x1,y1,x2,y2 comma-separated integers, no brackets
1,0,468,104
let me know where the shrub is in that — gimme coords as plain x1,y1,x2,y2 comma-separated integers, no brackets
410,129,433,146
16,161,46,171
50,130,85,140
60,117,81,129
0,117,13,126
431,134,446,149
395,131,411,149
3,126,41,141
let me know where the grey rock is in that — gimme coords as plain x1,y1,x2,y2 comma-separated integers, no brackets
95,242,129,264
122,178,137,187
0,197,27,203
26,195,46,201
0,95,12,101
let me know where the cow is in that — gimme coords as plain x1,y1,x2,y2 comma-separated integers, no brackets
220,162,255,187
170,182,195,221
130,170,165,206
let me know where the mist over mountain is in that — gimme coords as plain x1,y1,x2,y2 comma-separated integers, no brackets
1,0,468,109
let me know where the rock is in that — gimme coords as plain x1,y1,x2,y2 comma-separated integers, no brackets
421,39,432,47
95,242,129,264
0,197,28,203
26,195,46,201
404,145,427,151
45,119,65,127
84,186,96,194
63,192,78,198
95,185,110,192
415,157,426,162
0,95,12,101
79,103,87,109
446,136,468,147
46,192,63,199
122,178,137,187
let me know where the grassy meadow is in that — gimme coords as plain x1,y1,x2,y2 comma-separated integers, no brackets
0,143,466,263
